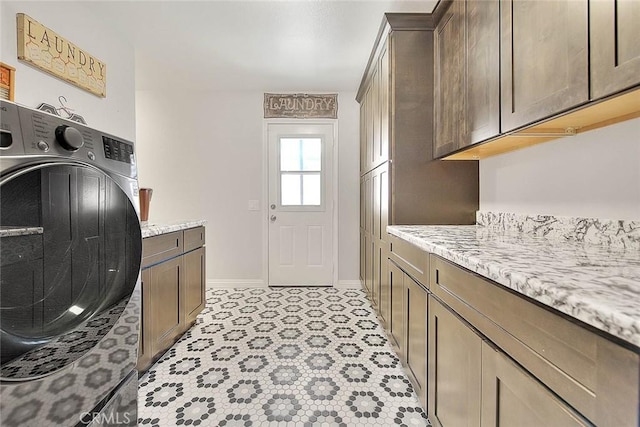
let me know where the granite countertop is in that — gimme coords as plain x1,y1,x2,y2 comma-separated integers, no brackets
0,226,44,237
387,223,640,349
141,220,207,238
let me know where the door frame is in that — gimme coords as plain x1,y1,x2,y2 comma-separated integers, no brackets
262,119,339,287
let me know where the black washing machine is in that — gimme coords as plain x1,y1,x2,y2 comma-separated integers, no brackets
0,100,142,426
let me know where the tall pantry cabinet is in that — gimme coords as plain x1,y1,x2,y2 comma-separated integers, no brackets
357,14,478,331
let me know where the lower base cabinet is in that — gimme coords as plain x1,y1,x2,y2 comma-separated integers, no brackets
137,226,206,372
428,297,481,427
388,259,429,409
146,257,183,357
388,260,405,358
383,239,639,426
405,276,428,408
428,296,589,427
481,341,589,426
184,246,206,325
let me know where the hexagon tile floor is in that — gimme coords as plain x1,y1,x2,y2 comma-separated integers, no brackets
138,287,432,426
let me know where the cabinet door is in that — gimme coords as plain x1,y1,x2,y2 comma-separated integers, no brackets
428,296,481,427
372,65,382,168
434,0,465,157
465,0,500,146
388,260,405,359
149,256,183,356
359,231,365,284
379,163,388,242
372,167,381,240
371,240,380,310
137,268,152,371
364,233,373,296
379,43,389,164
590,0,640,99
184,247,206,325
378,244,390,328
364,173,372,234
501,0,588,131
360,102,366,173
406,276,428,409
481,342,591,427
365,82,375,171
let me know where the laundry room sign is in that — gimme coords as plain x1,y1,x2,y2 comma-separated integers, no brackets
264,93,338,119
16,13,107,97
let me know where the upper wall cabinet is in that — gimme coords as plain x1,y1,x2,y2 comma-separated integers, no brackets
465,0,500,144
590,0,640,100
438,0,640,160
434,0,465,158
500,0,589,132
434,0,500,158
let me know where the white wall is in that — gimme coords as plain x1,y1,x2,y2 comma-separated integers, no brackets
0,1,136,140
135,90,360,285
480,118,640,220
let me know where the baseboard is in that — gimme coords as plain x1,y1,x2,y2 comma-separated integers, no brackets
207,279,266,289
208,279,361,289
335,280,362,289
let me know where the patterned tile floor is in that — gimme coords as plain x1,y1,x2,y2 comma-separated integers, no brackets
138,287,431,426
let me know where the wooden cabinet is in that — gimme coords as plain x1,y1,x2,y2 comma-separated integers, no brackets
137,226,206,372
358,12,479,320
360,41,387,172
388,259,405,358
386,232,640,424
184,246,206,325
388,241,429,409
434,0,465,158
430,254,640,426
500,0,589,132
146,256,183,356
481,342,589,426
405,275,428,409
465,0,500,145
428,296,482,427
435,0,640,160
590,0,640,100
434,0,500,157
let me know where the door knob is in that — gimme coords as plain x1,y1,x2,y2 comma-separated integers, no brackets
270,215,277,222
270,204,276,210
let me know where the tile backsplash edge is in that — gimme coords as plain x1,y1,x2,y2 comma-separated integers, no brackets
476,211,640,250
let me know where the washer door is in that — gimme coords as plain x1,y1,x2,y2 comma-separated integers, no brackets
0,162,142,380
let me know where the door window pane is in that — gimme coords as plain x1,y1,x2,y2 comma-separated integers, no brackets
302,174,321,206
281,174,301,205
279,137,323,207
280,138,321,171
280,139,301,172
301,139,321,171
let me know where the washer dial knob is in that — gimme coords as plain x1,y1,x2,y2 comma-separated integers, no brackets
55,125,84,151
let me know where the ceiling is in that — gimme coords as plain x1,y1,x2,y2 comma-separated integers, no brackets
86,1,438,92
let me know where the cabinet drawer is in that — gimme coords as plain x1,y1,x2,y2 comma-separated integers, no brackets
142,231,183,268
184,226,205,252
389,234,429,287
430,255,639,426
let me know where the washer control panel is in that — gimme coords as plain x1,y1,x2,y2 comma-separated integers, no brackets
103,136,134,164
0,99,137,179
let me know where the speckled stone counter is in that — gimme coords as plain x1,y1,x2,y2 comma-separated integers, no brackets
0,226,44,237
388,219,640,349
141,220,207,238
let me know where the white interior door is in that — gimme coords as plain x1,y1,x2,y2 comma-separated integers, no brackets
268,123,334,286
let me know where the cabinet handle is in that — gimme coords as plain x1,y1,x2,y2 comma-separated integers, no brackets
435,269,440,285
